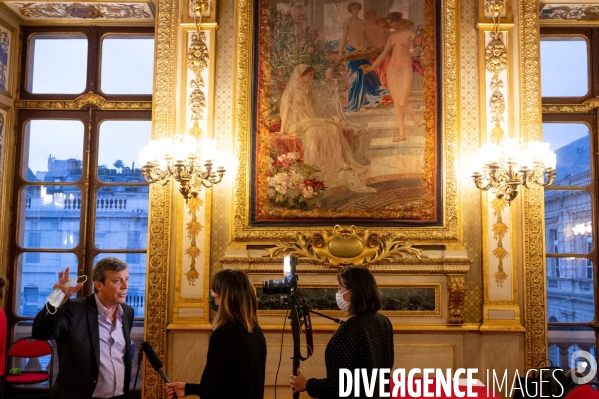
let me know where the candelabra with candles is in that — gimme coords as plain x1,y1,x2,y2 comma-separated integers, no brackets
471,139,557,203
139,134,225,201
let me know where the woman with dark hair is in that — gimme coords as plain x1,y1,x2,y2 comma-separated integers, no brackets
166,268,267,399
290,265,394,398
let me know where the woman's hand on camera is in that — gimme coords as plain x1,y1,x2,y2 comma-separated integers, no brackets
165,382,185,398
290,368,308,394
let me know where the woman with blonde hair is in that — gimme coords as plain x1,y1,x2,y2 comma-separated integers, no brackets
166,268,267,399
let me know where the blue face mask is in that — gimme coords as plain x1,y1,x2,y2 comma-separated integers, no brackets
209,293,219,312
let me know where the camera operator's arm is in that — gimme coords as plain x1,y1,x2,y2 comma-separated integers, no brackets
305,326,357,398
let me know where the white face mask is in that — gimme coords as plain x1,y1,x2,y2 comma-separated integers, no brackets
46,275,87,314
336,290,351,312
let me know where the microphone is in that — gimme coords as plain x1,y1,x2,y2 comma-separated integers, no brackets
142,341,178,399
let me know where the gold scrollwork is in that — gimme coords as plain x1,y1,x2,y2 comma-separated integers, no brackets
520,0,547,369
491,198,509,287
187,0,209,126
185,197,204,285
542,96,599,113
447,275,466,324
14,91,152,110
143,0,177,396
263,225,424,268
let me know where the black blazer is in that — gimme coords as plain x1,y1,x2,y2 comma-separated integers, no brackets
32,294,134,399
185,319,267,399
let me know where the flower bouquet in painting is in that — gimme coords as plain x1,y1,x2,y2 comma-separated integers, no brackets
266,152,326,210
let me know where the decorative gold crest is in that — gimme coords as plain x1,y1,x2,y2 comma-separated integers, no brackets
263,225,424,268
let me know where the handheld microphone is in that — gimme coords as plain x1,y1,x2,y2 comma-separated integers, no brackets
141,341,178,399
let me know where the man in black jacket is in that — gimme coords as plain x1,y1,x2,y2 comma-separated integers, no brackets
33,257,134,399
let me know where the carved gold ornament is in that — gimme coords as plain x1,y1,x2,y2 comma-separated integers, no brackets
185,197,204,285
263,225,424,268
142,0,176,396
14,91,152,110
491,198,509,287
484,37,508,77
447,275,466,324
188,0,209,126
520,0,547,368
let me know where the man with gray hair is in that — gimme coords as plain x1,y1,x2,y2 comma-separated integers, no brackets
33,257,134,399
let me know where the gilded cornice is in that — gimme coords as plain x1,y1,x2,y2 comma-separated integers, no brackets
542,96,599,113
14,92,152,110
221,255,472,274
519,0,547,369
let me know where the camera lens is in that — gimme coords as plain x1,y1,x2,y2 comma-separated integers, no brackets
262,279,288,295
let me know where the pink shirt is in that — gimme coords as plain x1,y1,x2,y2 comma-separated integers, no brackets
92,294,126,398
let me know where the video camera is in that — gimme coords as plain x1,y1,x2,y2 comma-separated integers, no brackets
262,255,298,296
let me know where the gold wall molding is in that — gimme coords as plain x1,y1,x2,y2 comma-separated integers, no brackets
142,0,177,397
232,0,460,242
222,256,472,274
542,97,599,113
14,91,152,110
448,274,466,324
263,225,423,268
519,0,548,369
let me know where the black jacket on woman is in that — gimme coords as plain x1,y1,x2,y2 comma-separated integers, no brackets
184,318,267,399
306,312,394,399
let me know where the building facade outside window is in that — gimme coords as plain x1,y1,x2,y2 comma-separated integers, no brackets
6,26,154,391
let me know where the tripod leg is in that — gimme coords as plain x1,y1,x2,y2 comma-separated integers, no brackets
291,302,301,398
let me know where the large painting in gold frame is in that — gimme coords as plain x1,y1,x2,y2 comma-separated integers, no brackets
233,0,459,241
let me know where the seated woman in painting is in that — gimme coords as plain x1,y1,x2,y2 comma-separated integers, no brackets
278,64,376,193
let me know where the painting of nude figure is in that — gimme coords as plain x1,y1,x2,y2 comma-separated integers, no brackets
251,0,439,225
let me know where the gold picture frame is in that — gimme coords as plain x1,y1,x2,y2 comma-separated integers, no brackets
254,282,441,317
232,0,460,243
0,18,16,98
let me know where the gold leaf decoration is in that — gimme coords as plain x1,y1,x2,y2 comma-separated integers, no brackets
185,196,204,285
263,225,424,268
491,197,509,286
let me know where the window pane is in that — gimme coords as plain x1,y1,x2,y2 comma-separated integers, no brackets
28,35,88,94
548,326,596,368
543,123,590,187
541,36,588,97
545,190,592,254
93,253,146,317
95,186,148,250
97,120,152,183
23,120,84,182
100,36,154,94
16,253,78,316
547,258,595,322
19,186,81,249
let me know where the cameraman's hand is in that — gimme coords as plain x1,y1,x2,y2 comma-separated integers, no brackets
165,382,185,399
290,368,308,394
